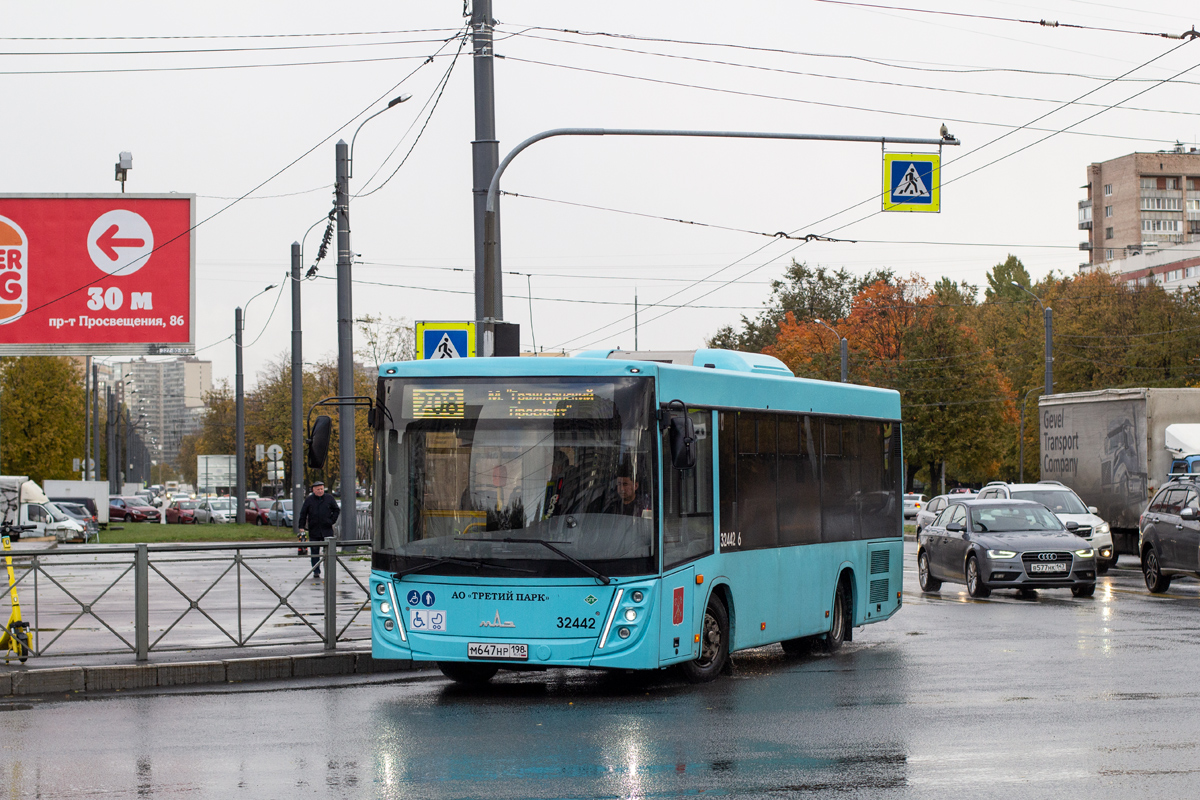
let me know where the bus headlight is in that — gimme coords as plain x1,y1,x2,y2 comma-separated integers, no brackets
624,609,637,622
631,591,644,603
618,627,631,639
380,601,392,615
384,619,394,631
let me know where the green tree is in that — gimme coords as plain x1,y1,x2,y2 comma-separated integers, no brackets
0,357,86,483
901,279,1014,489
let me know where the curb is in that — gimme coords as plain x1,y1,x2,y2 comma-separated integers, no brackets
1,652,432,698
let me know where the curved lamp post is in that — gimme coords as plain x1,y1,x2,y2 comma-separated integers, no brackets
814,319,849,383
1012,281,1053,397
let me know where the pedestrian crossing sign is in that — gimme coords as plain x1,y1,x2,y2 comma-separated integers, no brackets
416,321,477,360
883,153,941,213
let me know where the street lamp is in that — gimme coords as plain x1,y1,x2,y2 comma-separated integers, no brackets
333,92,411,539
1012,281,1053,397
1018,385,1044,483
814,319,849,383
235,284,277,523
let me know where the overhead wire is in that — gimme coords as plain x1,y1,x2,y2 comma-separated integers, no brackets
557,37,1199,350
0,50,459,76
0,35,469,57
19,27,468,323
355,32,469,198
500,27,1200,117
0,28,466,42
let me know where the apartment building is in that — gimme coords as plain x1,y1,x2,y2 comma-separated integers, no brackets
1080,145,1200,266
115,357,212,469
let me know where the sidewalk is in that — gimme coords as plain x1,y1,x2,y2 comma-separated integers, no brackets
0,642,434,698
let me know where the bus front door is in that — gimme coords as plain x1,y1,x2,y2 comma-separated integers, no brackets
659,566,695,664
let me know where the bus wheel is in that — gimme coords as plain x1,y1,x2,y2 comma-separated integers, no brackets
822,580,850,653
437,661,499,685
681,595,729,683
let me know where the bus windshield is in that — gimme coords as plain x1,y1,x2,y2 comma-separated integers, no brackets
375,376,658,578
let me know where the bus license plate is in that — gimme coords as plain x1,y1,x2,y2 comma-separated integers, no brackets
468,642,528,660
1029,563,1067,573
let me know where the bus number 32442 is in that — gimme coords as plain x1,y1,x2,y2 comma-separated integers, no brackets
556,617,597,629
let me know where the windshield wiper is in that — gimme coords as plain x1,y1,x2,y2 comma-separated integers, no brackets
394,557,535,578
457,537,611,585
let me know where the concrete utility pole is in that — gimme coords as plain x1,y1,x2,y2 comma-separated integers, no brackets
335,139,356,538
472,0,502,322
235,306,246,523
106,386,117,494
84,356,91,479
92,363,100,481
291,241,303,537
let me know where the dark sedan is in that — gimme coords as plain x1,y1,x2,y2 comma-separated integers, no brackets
917,498,1097,598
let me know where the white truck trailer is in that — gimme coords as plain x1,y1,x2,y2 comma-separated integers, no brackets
1039,388,1200,555
0,477,86,541
42,479,110,525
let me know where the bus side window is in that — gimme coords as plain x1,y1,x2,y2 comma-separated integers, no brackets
664,409,714,569
779,414,821,545
821,419,857,542
737,412,779,550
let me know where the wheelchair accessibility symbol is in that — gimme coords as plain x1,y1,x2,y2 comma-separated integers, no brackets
409,608,447,632
407,590,421,606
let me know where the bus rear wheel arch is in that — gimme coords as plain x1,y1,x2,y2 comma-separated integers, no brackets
680,593,729,683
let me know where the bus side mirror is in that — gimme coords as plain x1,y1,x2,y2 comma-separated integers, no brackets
308,415,333,469
668,414,696,471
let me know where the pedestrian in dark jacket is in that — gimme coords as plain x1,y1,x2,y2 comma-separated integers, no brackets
298,481,340,579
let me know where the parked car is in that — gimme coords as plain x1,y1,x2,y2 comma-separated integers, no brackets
903,493,926,520
917,498,1097,598
48,495,100,525
266,499,294,528
52,500,100,540
975,481,1115,572
110,496,160,522
165,499,200,524
194,497,235,524
1139,477,1200,593
245,498,274,526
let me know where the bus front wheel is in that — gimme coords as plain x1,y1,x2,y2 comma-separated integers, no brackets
437,661,499,685
681,594,729,683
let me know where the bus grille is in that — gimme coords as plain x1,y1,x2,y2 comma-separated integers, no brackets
870,549,890,575
869,578,889,604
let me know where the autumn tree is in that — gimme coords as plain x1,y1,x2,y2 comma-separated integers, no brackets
0,357,86,483
709,261,893,352
902,278,1014,488
356,314,415,370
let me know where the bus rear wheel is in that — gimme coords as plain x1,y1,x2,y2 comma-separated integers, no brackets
822,580,850,653
437,661,499,685
681,594,729,683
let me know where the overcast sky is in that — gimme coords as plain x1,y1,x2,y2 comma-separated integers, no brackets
6,1,1200,387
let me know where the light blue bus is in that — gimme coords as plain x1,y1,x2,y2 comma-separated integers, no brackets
368,348,903,683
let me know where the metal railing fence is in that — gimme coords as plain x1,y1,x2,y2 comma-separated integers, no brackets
3,540,373,662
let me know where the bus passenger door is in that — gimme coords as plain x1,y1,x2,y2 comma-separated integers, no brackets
659,566,695,664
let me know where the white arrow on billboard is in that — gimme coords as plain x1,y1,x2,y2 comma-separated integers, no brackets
87,210,154,276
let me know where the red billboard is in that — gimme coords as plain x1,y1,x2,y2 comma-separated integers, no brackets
0,194,194,355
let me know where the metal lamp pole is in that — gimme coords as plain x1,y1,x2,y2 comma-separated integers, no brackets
814,318,849,382
335,93,411,538
235,284,276,524
1013,282,1053,396
483,127,959,346
1018,385,1044,483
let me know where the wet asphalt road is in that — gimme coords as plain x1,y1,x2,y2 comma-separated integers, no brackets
5,542,1200,798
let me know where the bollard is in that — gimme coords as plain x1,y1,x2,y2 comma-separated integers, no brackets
323,539,336,650
135,544,149,661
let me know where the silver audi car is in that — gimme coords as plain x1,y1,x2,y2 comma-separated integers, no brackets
917,498,1098,598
